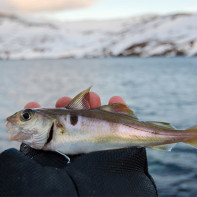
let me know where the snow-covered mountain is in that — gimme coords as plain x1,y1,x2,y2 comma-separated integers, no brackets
0,13,197,59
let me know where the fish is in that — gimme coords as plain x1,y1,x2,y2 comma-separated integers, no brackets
6,87,197,155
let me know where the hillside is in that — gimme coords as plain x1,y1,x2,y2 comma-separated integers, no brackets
0,13,197,59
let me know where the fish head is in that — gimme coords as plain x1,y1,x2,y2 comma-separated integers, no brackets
6,108,54,149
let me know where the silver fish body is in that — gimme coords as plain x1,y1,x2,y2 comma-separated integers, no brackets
6,107,197,154
6,87,197,154
42,109,190,154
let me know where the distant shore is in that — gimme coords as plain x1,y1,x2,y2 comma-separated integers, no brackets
0,13,197,60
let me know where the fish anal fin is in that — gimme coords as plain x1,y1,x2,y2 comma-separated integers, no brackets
148,143,176,151
147,121,175,130
66,87,91,110
98,103,138,119
186,140,197,149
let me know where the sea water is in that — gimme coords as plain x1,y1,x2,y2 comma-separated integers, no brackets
0,57,197,196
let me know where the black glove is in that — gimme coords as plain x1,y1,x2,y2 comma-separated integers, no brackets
0,143,158,196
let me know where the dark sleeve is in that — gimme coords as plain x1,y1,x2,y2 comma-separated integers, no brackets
0,144,158,197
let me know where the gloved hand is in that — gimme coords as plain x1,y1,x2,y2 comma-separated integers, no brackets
0,92,158,196
0,144,157,196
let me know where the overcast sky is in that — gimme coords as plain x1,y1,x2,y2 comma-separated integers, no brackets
0,0,197,21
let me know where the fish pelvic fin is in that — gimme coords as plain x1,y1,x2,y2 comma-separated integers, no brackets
185,125,197,149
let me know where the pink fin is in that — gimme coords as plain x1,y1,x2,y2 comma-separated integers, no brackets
66,87,91,110
185,126,197,149
146,121,175,129
98,103,138,119
148,143,176,151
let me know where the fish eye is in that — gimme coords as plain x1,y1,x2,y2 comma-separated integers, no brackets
20,109,34,121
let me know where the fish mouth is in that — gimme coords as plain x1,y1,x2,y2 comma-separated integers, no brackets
45,122,54,145
6,121,15,135
6,116,12,123
6,121,10,129
6,114,20,140
6,121,20,141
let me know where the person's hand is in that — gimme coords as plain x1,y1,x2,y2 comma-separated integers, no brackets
0,92,158,197
24,91,126,109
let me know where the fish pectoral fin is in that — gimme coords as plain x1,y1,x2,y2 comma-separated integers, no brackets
98,103,138,119
56,150,71,164
146,121,176,130
148,143,176,151
66,87,91,110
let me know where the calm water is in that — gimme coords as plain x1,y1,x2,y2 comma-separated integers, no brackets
0,57,197,196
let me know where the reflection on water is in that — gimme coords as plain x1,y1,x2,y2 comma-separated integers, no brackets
0,57,197,196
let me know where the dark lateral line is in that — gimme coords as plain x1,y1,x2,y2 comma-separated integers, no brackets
45,123,54,145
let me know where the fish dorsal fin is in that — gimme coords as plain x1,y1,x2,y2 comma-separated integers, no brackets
98,103,138,119
66,87,91,110
148,143,176,151
147,121,175,130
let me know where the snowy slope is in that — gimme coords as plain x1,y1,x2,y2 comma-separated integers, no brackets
0,13,197,59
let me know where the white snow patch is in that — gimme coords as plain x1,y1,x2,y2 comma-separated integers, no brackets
0,13,197,59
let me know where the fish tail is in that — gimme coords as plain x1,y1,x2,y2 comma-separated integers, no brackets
185,126,197,148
